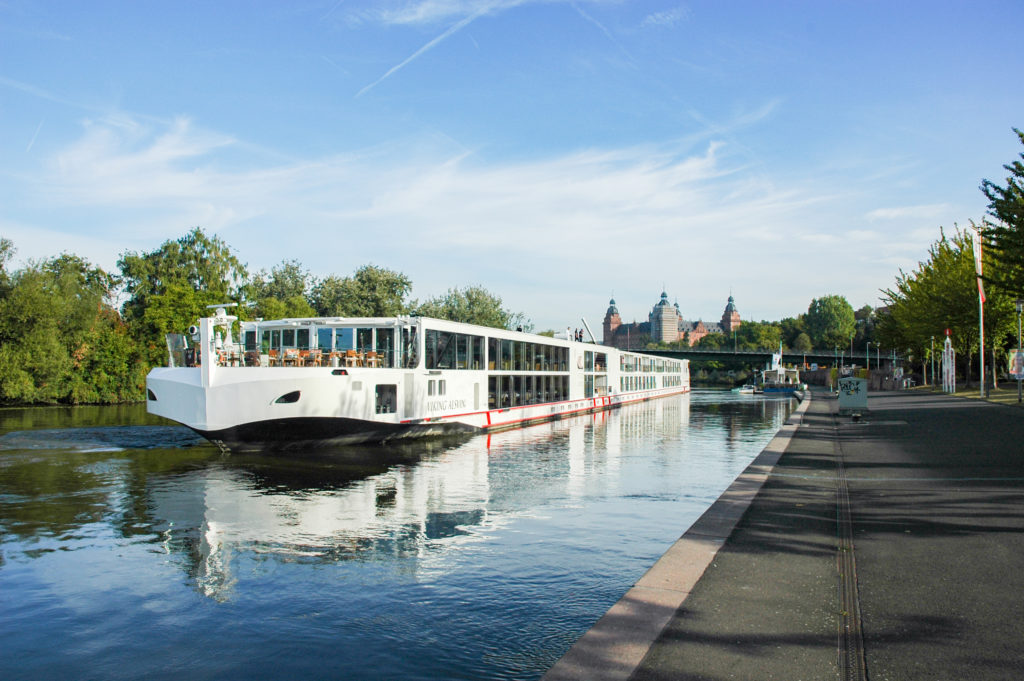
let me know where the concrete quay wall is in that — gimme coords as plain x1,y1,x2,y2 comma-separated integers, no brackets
543,393,812,681
544,388,1024,681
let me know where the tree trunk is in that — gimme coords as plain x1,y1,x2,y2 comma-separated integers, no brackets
992,346,999,390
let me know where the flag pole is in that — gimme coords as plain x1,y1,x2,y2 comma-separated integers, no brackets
971,225,986,398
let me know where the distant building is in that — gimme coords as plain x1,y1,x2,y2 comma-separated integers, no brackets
602,292,741,349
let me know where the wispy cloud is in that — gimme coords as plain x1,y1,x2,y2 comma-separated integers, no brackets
364,0,526,25
14,114,925,323
355,5,492,97
25,119,44,153
866,203,953,221
640,5,691,29
353,0,620,96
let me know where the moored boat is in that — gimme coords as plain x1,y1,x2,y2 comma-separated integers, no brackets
759,346,807,393
146,307,690,452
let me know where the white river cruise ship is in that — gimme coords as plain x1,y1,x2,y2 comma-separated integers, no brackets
146,306,689,452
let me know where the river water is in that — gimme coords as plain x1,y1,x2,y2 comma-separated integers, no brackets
0,390,793,681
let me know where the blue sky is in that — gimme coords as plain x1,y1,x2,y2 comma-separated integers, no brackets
2,1,1022,331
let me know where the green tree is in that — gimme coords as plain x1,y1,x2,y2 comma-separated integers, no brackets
779,316,806,348
734,320,782,350
0,237,13,295
0,253,144,404
695,332,727,349
879,226,1015,385
309,265,411,317
413,285,532,331
981,128,1024,296
248,259,314,319
792,332,813,352
805,295,856,349
852,305,876,348
117,228,247,365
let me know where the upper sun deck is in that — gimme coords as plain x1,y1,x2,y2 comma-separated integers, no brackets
172,313,677,376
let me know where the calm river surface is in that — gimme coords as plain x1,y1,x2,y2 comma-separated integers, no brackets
0,390,793,681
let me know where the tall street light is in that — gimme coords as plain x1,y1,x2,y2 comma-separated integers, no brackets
866,340,871,372
1016,299,1024,403
931,335,935,388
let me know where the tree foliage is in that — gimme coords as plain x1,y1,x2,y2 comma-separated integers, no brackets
981,128,1024,296
0,251,145,404
118,228,248,365
878,226,1016,383
413,285,532,331
805,295,856,349
310,265,412,317
694,332,727,349
734,320,783,350
248,259,314,319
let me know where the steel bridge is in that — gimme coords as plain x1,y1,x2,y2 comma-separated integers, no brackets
640,348,902,367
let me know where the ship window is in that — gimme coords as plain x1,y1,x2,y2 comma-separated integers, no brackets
439,380,446,396
501,340,512,370
274,390,300,404
356,328,374,353
488,338,497,370
147,389,157,401
498,375,509,408
401,326,418,368
472,336,484,370
282,329,296,347
375,384,397,414
317,328,333,351
376,329,394,368
426,330,454,369
335,327,354,350
244,331,257,352
428,380,435,396
297,329,310,348
270,330,281,352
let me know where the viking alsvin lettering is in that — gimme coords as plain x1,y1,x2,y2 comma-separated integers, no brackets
426,399,468,413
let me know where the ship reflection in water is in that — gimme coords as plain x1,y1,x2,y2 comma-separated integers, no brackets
157,396,693,602
0,391,793,681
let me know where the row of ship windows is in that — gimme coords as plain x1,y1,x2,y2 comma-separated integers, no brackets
250,326,685,376
424,330,575,372
488,375,570,409
619,354,684,373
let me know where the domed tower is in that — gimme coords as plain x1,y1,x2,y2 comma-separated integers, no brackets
602,297,621,345
721,294,742,334
649,290,679,343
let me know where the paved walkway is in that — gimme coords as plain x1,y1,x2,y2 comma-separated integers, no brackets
544,388,1024,681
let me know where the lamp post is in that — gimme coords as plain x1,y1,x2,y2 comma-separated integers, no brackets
1016,299,1024,403
866,341,871,372
931,335,935,389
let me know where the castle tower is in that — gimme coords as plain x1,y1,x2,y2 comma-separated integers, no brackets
602,297,621,345
649,290,679,343
721,295,742,334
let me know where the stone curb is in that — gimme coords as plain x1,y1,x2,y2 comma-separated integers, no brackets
542,392,813,681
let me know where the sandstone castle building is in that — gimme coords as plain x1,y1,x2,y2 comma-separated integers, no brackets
602,291,741,349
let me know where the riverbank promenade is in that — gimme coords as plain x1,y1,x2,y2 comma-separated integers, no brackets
544,387,1024,681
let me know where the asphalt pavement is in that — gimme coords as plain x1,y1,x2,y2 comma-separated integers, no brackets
544,388,1024,681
